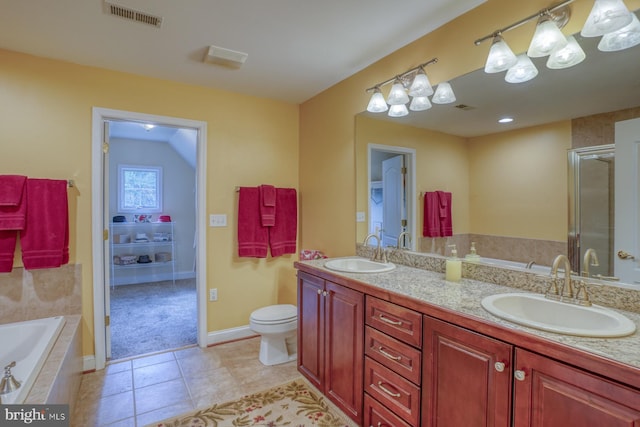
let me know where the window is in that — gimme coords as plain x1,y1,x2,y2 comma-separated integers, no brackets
118,165,163,213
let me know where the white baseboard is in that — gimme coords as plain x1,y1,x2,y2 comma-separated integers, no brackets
83,355,96,372
206,325,257,346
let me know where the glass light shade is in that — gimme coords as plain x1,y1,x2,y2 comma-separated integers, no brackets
505,54,539,83
387,81,410,105
598,13,640,51
366,89,388,113
408,70,434,97
527,18,568,57
547,36,586,69
432,82,456,104
409,96,432,112
484,35,518,73
388,104,409,117
581,0,633,37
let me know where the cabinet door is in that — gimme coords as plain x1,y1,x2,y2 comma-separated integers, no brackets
422,317,512,427
514,349,640,427
324,281,364,423
297,272,325,390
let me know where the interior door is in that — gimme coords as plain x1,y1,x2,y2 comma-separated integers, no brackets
615,117,640,285
382,155,405,248
102,120,112,358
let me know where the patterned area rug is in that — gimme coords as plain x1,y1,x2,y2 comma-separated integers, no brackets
148,380,353,427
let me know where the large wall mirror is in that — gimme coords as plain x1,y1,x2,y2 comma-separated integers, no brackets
355,10,640,286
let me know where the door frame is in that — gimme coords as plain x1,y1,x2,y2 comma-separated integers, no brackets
367,143,416,251
91,107,208,370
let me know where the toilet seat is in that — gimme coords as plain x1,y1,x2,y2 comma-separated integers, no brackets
250,304,297,325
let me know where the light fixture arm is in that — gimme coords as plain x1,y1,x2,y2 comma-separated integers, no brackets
474,0,575,46
365,58,438,93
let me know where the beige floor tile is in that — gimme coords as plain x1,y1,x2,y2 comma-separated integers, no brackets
96,391,135,426
102,417,136,427
133,359,181,389
131,351,176,369
105,360,132,375
135,400,195,427
176,349,224,377
134,377,190,415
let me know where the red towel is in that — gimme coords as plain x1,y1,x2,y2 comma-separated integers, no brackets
436,191,453,237
423,191,453,238
0,230,18,272
20,179,69,270
0,175,27,230
269,188,297,257
238,187,268,258
259,184,276,227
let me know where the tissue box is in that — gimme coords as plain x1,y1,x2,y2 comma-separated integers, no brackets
113,234,130,244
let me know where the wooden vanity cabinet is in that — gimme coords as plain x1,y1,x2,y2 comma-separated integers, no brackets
364,296,423,426
513,349,640,426
422,316,513,427
297,271,364,423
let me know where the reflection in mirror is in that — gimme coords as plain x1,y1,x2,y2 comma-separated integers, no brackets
355,10,640,284
568,145,615,278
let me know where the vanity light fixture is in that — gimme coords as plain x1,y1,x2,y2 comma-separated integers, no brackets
365,58,454,118
484,34,518,73
475,0,637,84
547,35,586,68
598,13,640,51
505,54,539,83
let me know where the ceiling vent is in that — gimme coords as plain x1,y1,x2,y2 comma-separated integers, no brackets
104,1,163,28
203,45,248,69
455,104,475,111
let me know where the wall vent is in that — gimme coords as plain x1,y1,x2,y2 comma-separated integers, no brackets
104,1,163,28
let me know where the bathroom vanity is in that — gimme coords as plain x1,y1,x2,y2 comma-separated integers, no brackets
295,257,640,426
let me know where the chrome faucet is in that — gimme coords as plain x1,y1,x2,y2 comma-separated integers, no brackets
396,231,412,250
582,248,600,277
550,254,574,299
363,233,387,263
525,260,536,269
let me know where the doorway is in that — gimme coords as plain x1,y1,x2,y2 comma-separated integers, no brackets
92,108,208,370
368,144,416,250
107,121,197,360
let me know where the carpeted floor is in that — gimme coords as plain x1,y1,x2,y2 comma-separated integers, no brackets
149,379,355,427
109,279,197,360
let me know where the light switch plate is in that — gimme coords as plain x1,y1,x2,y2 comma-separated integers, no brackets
356,211,366,222
209,214,227,227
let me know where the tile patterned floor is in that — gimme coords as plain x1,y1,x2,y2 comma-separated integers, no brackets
72,337,301,427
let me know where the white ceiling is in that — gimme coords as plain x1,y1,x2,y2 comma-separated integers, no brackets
0,0,485,104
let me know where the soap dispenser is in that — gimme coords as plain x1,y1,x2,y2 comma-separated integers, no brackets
465,242,481,263
445,244,462,282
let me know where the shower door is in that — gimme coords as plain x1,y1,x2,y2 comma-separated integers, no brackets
568,145,615,277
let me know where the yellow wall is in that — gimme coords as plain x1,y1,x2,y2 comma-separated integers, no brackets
468,121,571,240
299,0,640,256
0,49,299,357
355,116,470,242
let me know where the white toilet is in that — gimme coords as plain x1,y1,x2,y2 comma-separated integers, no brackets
249,304,298,366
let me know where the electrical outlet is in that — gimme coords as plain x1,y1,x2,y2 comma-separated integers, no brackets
209,288,218,301
356,211,366,222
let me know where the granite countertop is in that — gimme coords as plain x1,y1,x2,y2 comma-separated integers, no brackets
298,258,640,372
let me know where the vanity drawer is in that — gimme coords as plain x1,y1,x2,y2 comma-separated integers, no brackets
364,394,412,427
366,296,422,348
365,326,421,385
365,357,421,426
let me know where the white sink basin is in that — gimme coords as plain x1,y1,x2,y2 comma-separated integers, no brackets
481,293,636,338
324,257,396,274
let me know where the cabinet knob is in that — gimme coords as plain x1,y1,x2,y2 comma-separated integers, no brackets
322,291,328,296
494,362,505,372
317,289,322,295
514,369,526,381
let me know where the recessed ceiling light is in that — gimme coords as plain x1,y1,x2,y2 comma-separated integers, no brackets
498,117,514,124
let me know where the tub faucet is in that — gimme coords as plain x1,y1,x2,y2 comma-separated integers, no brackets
0,361,21,395
363,233,387,263
549,254,574,299
525,260,536,269
396,231,412,250
582,248,600,278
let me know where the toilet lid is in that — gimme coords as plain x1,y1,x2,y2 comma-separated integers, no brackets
251,304,297,324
